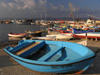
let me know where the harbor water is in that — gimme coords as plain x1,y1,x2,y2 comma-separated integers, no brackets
0,24,48,43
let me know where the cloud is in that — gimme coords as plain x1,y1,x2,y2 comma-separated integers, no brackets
0,0,48,18
0,0,37,10
50,3,58,10
59,4,67,11
0,0,91,18
68,3,80,12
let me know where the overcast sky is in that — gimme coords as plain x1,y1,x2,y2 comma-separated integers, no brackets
0,0,100,19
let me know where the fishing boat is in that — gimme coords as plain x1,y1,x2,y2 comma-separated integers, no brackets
35,36,56,40
72,28,100,39
4,40,95,74
15,19,34,25
48,28,72,36
8,33,27,38
40,20,48,26
16,21,32,25
46,34,73,40
25,31,42,36
60,30,72,36
8,37,22,41
41,22,48,25
72,28,95,34
73,32,100,39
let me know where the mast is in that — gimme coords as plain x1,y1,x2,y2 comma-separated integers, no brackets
40,13,42,20
69,2,75,22
44,10,47,21
77,10,79,19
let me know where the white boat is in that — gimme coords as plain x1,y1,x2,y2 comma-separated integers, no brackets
73,32,100,39
16,20,32,25
15,19,33,25
8,33,27,38
41,22,48,25
46,34,73,40
31,23,36,25
35,36,56,40
40,20,48,25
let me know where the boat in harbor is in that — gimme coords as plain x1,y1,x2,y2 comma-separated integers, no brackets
4,40,96,74
72,28,100,39
8,33,27,38
72,28,95,34
46,34,73,40
40,20,48,25
48,28,72,36
16,21,32,25
15,19,35,25
73,32,100,39
25,31,42,36
8,37,22,41
35,36,56,40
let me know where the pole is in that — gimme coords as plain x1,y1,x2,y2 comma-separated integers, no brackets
69,2,75,22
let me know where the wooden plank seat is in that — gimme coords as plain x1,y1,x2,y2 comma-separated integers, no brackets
38,46,64,62
18,41,45,58
15,42,40,55
11,41,35,53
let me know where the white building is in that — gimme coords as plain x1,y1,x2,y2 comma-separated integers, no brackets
86,19,95,24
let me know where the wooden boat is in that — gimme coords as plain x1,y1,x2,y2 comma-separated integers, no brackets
15,19,33,25
31,22,36,25
8,33,27,38
73,32,100,39
4,40,96,74
41,22,48,25
16,21,32,25
46,34,73,40
60,30,72,36
72,28,95,34
35,36,56,40
48,29,72,36
72,28,100,39
25,31,42,36
8,37,22,41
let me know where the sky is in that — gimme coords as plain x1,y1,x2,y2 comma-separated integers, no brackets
0,0,100,19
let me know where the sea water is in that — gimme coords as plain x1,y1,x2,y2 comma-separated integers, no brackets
0,24,48,43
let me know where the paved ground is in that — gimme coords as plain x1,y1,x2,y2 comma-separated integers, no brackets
0,40,100,75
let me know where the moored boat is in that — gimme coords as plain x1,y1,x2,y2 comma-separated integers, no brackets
72,28,95,34
48,28,72,36
25,31,42,36
4,40,96,74
73,32,100,39
46,34,73,40
8,33,27,38
72,28,100,39
35,36,56,40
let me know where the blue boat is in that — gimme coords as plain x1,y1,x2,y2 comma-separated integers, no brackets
72,28,95,34
4,40,96,74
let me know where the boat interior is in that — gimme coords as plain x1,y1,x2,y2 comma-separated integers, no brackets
8,40,82,62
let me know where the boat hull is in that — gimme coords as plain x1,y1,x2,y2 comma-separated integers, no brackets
46,34,73,40
25,31,42,36
11,56,94,73
8,33,27,38
16,21,32,25
36,36,56,40
4,40,96,74
73,32,100,39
